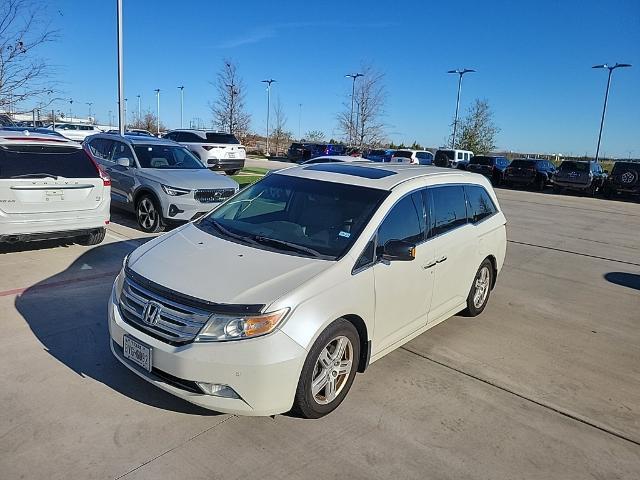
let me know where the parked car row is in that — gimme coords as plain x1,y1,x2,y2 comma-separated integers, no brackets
0,128,240,244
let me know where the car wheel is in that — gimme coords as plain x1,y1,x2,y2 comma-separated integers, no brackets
225,169,240,176
292,319,360,419
463,259,494,317
136,195,165,233
553,184,562,194
537,176,546,191
76,228,106,246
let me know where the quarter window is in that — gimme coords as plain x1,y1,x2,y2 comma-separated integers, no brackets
88,138,114,161
465,185,497,223
429,185,467,236
377,192,425,249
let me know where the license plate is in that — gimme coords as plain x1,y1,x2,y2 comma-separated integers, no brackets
123,335,152,372
45,189,64,201
228,152,235,158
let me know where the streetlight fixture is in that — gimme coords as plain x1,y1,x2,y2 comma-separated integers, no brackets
116,0,125,135
178,86,185,128
154,89,161,134
225,83,238,134
345,73,363,145
592,63,632,163
447,68,475,148
261,79,276,155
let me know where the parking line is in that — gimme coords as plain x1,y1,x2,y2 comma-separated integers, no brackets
0,270,120,298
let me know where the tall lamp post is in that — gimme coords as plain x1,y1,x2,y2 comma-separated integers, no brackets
345,73,363,145
178,86,184,128
226,83,238,134
447,68,475,148
592,63,632,163
116,0,124,135
136,94,141,124
154,89,161,134
69,98,74,121
124,98,128,128
86,102,93,121
298,103,302,140
261,79,276,155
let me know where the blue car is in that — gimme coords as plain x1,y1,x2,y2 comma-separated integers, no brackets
365,148,395,162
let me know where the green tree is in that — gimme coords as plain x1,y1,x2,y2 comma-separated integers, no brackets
455,99,500,154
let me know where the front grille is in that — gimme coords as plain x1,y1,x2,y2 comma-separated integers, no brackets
194,188,235,204
119,276,211,344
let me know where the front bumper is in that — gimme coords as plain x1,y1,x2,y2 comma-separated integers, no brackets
108,287,306,416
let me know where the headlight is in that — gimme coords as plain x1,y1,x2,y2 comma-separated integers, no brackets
162,185,191,196
113,253,130,302
195,308,289,342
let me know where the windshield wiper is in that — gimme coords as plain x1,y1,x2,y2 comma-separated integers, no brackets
207,219,259,246
252,235,323,258
10,173,60,179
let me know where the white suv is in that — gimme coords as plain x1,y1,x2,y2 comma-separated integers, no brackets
0,130,110,245
390,149,434,165
109,163,506,417
52,123,103,142
164,130,246,175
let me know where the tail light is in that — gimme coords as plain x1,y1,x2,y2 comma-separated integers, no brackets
202,145,214,151
83,145,111,187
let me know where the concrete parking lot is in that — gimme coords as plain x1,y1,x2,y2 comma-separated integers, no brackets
1,188,639,479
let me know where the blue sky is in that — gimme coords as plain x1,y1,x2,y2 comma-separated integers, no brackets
38,0,639,156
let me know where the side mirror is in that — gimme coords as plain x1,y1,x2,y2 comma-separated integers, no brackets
380,240,416,262
116,157,132,167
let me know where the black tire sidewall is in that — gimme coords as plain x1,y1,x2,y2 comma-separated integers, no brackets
465,259,494,317
292,319,360,419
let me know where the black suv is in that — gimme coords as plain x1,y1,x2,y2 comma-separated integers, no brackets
287,143,326,162
603,162,640,199
552,160,607,195
466,155,510,185
504,158,557,191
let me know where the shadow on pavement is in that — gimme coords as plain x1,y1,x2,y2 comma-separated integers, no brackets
14,239,217,416
604,272,640,291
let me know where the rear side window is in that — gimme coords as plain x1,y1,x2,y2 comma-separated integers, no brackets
0,146,99,179
429,185,467,236
465,185,497,223
205,133,239,144
88,138,115,161
377,192,425,248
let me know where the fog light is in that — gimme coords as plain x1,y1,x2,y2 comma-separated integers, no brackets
196,382,240,399
168,204,184,217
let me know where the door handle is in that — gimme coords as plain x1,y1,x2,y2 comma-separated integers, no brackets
422,261,437,270
436,256,447,264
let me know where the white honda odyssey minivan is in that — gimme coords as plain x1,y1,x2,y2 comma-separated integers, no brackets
0,130,111,245
109,163,506,418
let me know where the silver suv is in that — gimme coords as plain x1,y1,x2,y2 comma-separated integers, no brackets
85,133,238,233
164,130,246,175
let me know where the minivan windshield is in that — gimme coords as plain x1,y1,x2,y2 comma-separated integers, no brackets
133,144,205,169
197,174,388,259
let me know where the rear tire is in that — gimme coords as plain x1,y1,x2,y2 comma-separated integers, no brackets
136,194,165,233
536,176,546,191
77,228,106,246
463,259,494,317
291,319,360,419
225,169,240,176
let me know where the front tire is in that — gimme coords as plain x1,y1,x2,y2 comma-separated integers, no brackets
291,319,360,419
225,169,240,176
463,259,494,317
136,195,165,233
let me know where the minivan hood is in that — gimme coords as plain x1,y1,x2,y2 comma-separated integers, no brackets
139,168,238,190
128,223,332,306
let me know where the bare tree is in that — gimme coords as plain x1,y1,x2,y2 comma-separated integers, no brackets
0,0,58,113
130,110,165,133
210,60,251,139
337,65,387,147
270,97,292,156
305,130,325,142
455,99,500,154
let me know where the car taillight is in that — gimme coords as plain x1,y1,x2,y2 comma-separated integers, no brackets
83,145,111,186
202,145,214,151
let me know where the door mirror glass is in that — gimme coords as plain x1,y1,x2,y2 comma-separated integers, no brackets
116,157,132,167
380,240,416,262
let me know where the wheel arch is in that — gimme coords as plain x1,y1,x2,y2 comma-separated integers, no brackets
341,314,371,373
485,254,498,289
133,186,163,210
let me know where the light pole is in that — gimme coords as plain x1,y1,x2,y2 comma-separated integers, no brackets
345,73,363,145
86,102,93,121
136,94,141,123
447,68,475,148
69,98,73,121
298,103,302,140
154,89,161,134
124,98,128,127
592,63,632,163
108,110,113,128
261,79,276,155
178,86,184,128
116,0,125,135
226,83,238,134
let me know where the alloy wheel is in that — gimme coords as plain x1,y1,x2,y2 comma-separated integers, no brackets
473,266,491,309
311,336,354,405
137,198,157,230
